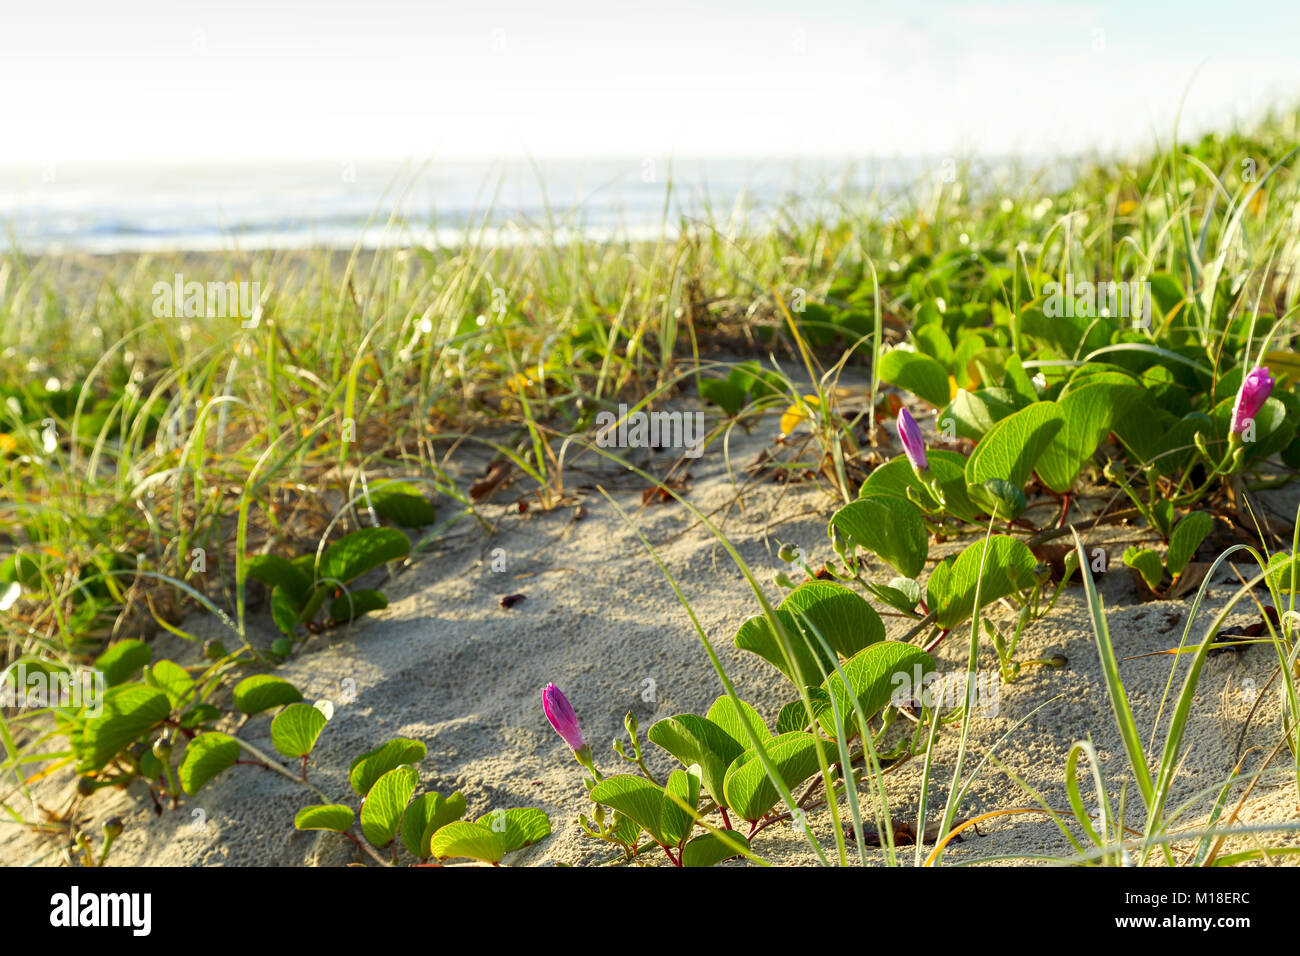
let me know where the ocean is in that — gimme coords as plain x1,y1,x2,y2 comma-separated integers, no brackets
0,155,1002,254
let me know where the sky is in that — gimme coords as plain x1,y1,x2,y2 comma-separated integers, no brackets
4,0,1300,164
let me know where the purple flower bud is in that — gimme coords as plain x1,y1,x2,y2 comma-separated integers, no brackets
542,683,585,752
897,406,928,471
1230,366,1275,434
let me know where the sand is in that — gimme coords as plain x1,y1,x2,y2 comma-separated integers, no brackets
3,398,1299,867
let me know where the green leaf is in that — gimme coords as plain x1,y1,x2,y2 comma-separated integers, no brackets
178,703,222,728
700,378,747,416
1266,551,1300,598
318,527,410,585
178,732,241,796
733,582,885,686
723,732,833,822
1151,498,1175,539
429,821,505,863
295,584,331,629
367,482,437,528
1124,547,1165,592
475,807,552,854
327,588,388,623
968,477,1027,521
965,401,1064,491
142,660,194,710
647,714,743,808
928,535,1040,629
359,765,418,847
727,361,784,400
294,804,356,833
1166,512,1213,578
864,578,923,614
77,684,171,774
403,791,467,857
705,696,770,749
878,349,951,407
1114,403,1209,477
232,674,303,715
245,554,313,603
271,585,303,636
940,388,1028,440
1003,353,1039,402
1035,380,1142,493
912,323,954,369
349,737,428,796
682,831,751,867
774,689,830,735
818,641,936,738
270,702,328,759
590,775,668,844
860,447,966,506
829,495,928,578
93,639,152,687
660,767,701,847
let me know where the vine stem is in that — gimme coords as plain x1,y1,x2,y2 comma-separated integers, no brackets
229,736,391,867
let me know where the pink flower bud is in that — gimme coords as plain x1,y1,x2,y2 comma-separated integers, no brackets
1230,366,1275,434
542,683,585,752
897,406,928,471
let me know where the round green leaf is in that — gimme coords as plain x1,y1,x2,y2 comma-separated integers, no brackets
271,585,304,636
647,714,743,807
723,732,834,823
143,660,195,710
178,732,241,796
830,495,928,578
1167,511,1213,578
359,765,418,847
349,737,428,796
589,775,669,844
682,831,751,867
77,684,172,774
964,401,1064,490
93,639,152,688
327,588,388,623
295,804,356,833
318,527,410,585
474,807,552,854
270,702,328,759
659,768,701,848
879,349,952,407
367,482,436,528
402,790,467,858
244,554,313,603
734,582,885,686
1035,381,1142,493
1123,546,1164,592
819,641,936,737
232,674,303,715
927,535,1039,629
429,821,505,863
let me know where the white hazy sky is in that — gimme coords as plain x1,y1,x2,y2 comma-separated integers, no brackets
4,0,1300,163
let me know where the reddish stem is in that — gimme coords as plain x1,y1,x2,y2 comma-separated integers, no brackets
1055,491,1072,529
923,628,950,654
